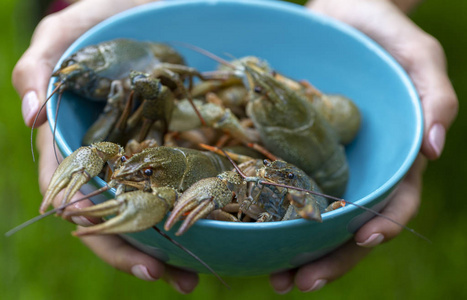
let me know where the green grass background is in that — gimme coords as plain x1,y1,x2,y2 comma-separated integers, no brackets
1,0,466,299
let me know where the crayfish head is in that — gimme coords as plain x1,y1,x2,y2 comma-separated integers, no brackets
52,48,111,100
243,63,311,129
112,146,188,191
259,160,311,190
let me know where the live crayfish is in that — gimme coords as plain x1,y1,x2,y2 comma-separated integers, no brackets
40,140,339,236
9,38,436,283
51,38,185,100
192,55,359,196
36,39,364,232
14,39,375,282
43,38,217,152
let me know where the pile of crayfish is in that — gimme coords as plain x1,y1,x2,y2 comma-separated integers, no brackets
41,38,361,237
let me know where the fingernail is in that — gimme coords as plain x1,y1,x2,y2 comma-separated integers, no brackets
275,284,294,294
357,233,384,247
131,264,157,281
304,279,327,292
168,278,188,294
71,216,94,227
429,123,445,158
22,91,40,124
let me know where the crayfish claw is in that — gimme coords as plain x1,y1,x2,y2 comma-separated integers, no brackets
64,198,122,219
176,197,217,236
165,174,242,235
41,142,123,214
297,200,323,223
285,189,324,223
66,188,177,236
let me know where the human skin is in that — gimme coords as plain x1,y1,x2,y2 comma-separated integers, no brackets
269,0,458,293
12,0,458,294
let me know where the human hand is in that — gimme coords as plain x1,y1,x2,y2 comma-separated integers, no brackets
270,0,458,293
12,0,198,293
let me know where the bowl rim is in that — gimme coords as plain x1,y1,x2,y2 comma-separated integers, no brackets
46,0,423,230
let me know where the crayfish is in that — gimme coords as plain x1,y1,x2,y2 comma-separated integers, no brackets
14,38,385,283
36,39,363,233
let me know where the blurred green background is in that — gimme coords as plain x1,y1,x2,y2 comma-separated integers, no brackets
1,0,466,299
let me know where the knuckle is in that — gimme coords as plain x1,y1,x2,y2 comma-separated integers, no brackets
12,56,33,92
398,33,446,69
111,254,126,271
35,14,61,35
408,193,421,220
420,34,444,58
444,92,459,120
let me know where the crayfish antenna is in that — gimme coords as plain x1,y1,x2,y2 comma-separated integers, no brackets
339,200,432,244
258,180,431,242
170,42,237,70
220,149,248,178
151,226,230,289
52,90,63,165
219,150,431,243
246,143,279,161
199,143,254,164
5,185,110,237
30,81,64,163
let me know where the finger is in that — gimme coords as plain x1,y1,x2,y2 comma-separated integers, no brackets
294,240,372,292
13,8,89,127
80,233,165,281
400,37,458,159
270,269,296,294
354,155,426,247
163,265,200,294
81,234,199,292
37,124,61,195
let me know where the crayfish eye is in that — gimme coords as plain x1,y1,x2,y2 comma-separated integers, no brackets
254,86,263,94
131,74,146,83
143,168,153,176
64,59,76,67
263,159,271,166
287,173,295,179
120,155,128,163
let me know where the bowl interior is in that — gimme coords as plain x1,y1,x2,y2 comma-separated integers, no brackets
46,0,422,275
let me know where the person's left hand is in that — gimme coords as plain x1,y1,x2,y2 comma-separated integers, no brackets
269,0,457,293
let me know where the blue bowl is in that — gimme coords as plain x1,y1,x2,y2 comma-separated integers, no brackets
47,0,422,277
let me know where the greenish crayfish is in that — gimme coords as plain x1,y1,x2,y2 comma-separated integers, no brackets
14,38,395,285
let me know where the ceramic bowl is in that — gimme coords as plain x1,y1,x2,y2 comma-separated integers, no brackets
47,0,422,277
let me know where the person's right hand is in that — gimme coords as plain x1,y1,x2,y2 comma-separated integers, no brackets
12,0,199,293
